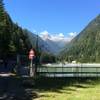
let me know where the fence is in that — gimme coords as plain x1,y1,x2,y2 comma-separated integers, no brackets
37,64,100,77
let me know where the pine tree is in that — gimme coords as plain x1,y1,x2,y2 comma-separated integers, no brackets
0,0,32,62
0,0,12,59
0,0,4,22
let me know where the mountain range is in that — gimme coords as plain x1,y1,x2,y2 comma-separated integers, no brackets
27,31,69,55
1,0,100,63
60,14,100,63
0,0,68,58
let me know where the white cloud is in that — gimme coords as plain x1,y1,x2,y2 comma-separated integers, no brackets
39,30,77,42
40,30,49,36
68,32,77,37
50,33,65,41
58,33,64,38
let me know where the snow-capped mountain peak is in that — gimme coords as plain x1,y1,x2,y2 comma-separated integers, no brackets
39,31,73,54
27,30,77,55
40,30,51,40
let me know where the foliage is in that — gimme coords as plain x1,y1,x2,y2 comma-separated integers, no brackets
40,52,56,64
60,14,100,63
0,0,32,60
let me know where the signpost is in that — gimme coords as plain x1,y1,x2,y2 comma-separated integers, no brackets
29,49,35,77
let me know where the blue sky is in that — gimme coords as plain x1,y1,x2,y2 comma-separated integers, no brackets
4,0,100,38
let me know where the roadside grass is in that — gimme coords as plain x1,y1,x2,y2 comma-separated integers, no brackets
32,77,100,100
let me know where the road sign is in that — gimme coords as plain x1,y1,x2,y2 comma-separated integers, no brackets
29,49,35,60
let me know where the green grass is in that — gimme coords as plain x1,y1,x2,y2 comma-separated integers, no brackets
1,76,100,100
33,77,100,100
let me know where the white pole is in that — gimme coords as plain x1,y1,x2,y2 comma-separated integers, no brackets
30,59,33,77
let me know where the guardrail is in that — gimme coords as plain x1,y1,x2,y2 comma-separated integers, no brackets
37,64,100,77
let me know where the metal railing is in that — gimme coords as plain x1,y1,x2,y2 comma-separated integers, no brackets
37,64,100,77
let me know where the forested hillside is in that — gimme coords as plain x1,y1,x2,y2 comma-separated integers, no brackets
0,0,32,60
60,14,100,63
0,0,56,63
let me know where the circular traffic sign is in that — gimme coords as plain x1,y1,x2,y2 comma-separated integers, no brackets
29,49,35,59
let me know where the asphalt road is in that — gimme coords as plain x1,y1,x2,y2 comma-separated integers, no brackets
0,62,37,100
0,76,37,100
